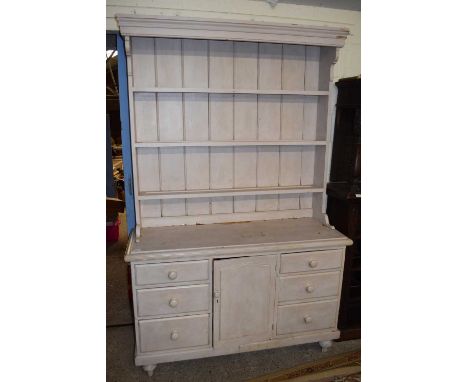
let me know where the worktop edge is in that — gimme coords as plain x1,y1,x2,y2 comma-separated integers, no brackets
125,237,352,262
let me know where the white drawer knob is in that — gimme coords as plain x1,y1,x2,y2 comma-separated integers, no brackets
170,330,179,341
168,271,178,280
305,285,314,293
308,260,318,268
169,298,178,308
304,316,313,324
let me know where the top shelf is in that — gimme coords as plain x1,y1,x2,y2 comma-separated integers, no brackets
131,87,329,96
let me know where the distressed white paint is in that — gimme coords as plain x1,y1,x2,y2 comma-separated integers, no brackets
120,19,353,375
125,219,350,374
128,34,340,227
183,39,210,215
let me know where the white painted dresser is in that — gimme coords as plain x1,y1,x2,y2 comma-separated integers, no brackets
117,14,351,376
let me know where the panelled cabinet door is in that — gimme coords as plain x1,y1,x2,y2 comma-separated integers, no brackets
213,255,276,348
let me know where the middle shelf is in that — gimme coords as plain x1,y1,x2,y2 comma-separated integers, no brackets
132,87,329,96
137,185,324,200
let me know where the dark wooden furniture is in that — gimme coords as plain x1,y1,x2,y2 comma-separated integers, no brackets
327,77,360,340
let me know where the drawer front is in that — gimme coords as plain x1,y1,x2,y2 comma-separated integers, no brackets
278,271,341,302
280,250,342,274
134,260,209,286
136,284,209,317
139,314,210,353
277,300,338,335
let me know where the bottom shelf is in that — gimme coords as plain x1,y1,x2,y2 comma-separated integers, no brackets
140,208,313,228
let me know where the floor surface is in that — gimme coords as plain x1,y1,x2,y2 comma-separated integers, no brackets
106,213,361,381
107,325,360,381
107,213,132,326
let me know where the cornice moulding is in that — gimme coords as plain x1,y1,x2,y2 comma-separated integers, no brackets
116,14,349,47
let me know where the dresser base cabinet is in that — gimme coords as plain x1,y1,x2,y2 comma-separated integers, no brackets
125,218,352,375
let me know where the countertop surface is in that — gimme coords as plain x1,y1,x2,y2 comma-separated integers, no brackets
126,218,352,261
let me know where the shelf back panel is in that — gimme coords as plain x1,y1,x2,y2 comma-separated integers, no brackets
128,36,337,229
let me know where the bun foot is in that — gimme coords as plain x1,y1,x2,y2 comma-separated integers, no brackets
319,340,333,353
142,364,157,377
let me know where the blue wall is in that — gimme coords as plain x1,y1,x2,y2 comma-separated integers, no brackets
117,34,136,235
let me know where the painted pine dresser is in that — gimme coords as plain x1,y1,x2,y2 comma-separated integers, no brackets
116,14,351,376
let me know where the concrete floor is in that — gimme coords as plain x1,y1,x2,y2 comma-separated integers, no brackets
107,213,132,326
106,213,361,381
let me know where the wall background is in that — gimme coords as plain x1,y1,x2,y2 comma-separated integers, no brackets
106,0,360,81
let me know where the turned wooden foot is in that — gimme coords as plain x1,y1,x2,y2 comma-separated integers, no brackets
319,340,333,353
142,364,157,377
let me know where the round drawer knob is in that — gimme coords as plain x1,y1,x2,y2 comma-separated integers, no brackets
304,316,313,324
170,330,179,341
169,298,178,308
305,285,314,293
168,271,178,280
308,260,318,269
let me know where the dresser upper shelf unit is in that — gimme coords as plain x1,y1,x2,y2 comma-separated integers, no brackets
135,140,327,148
131,87,329,96
118,14,349,233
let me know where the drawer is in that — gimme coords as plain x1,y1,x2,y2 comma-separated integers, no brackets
139,314,210,353
278,271,341,302
277,300,338,335
134,260,209,286
280,250,342,274
136,284,209,317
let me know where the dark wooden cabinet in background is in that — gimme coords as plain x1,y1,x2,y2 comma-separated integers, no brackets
327,77,361,340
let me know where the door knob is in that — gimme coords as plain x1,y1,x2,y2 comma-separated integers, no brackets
304,316,313,324
168,271,178,280
169,298,178,308
170,330,179,340
305,285,314,293
308,260,318,268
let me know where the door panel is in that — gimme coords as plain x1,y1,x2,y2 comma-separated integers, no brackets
213,255,277,348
